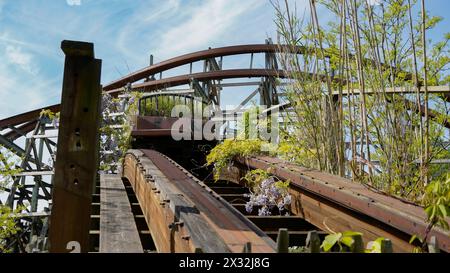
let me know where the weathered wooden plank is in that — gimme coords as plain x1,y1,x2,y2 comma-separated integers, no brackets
49,40,102,253
14,171,54,176
99,174,143,253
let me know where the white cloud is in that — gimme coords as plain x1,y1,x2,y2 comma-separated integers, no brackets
115,0,182,65
5,45,38,74
66,0,81,6
157,0,263,56
0,61,58,119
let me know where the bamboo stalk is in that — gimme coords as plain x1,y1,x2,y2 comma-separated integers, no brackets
421,0,430,185
350,0,372,181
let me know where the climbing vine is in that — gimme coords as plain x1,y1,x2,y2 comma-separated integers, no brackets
0,145,23,253
242,169,291,216
99,91,142,173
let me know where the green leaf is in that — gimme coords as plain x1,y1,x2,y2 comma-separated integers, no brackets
320,233,342,252
438,204,447,218
409,234,422,244
366,240,382,253
342,231,363,237
340,236,354,248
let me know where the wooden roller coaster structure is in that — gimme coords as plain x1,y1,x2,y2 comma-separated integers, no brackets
0,40,449,253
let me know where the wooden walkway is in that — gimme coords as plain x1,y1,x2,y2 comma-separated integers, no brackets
99,174,143,253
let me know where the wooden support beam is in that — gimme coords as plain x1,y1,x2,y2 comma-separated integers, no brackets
49,40,102,253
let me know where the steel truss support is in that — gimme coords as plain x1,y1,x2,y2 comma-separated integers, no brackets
262,38,280,107
1,113,58,252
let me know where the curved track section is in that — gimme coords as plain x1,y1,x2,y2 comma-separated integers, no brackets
122,149,275,253
103,44,300,91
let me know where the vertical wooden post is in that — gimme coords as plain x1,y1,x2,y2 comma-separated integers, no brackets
428,236,439,253
350,234,364,253
306,231,321,253
380,238,393,253
276,228,289,253
49,40,102,253
242,242,252,253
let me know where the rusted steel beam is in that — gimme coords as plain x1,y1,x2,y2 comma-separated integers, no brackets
103,43,413,92
103,44,303,91
4,121,38,141
235,156,450,252
332,89,450,129
0,104,60,130
106,69,291,96
49,40,102,253
402,97,450,129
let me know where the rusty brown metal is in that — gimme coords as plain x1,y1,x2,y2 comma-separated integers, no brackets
122,149,275,253
106,69,291,96
0,104,60,130
143,149,276,253
235,156,450,252
4,121,38,140
103,43,414,92
103,44,303,91
402,97,450,129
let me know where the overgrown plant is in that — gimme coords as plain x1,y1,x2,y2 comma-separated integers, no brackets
0,146,23,252
99,91,142,173
206,139,269,180
273,0,450,202
321,230,391,253
242,169,291,216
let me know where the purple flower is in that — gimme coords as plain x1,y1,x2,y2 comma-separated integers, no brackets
283,195,292,205
258,206,270,216
244,176,292,216
245,202,253,213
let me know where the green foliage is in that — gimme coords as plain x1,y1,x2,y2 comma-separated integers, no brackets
0,145,24,253
365,237,387,253
39,109,59,120
288,246,308,253
0,205,21,253
0,146,22,189
206,139,268,181
320,231,363,252
241,168,290,190
141,95,206,117
422,175,450,230
276,138,318,167
242,168,271,189
274,0,450,205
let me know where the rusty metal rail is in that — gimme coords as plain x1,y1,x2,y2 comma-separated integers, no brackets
103,44,303,91
233,156,450,252
105,69,291,96
122,149,275,253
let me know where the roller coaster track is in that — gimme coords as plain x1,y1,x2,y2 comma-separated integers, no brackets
95,148,449,253
1,42,450,253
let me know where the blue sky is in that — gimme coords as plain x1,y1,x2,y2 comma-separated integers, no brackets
0,0,449,119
